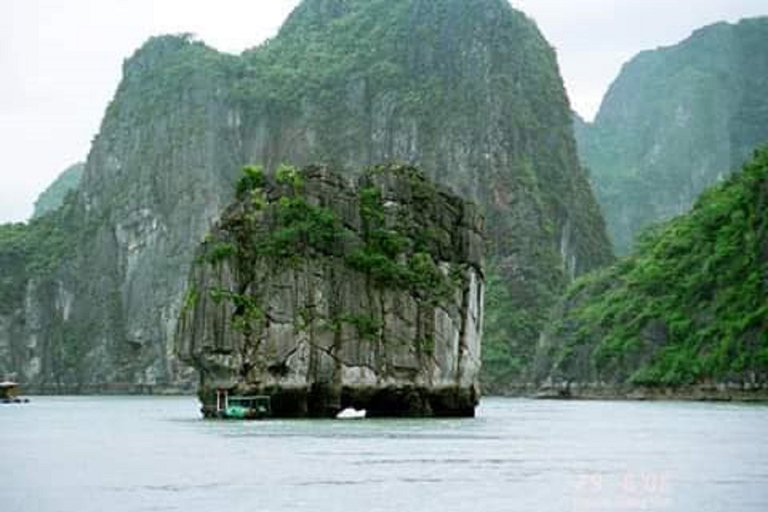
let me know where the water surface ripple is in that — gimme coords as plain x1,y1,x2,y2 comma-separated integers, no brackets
2,397,766,512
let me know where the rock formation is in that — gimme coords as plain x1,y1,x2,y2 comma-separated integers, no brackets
0,0,611,393
578,17,768,254
177,164,484,417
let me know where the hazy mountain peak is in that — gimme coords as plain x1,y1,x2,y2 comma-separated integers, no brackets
580,15,768,254
32,162,84,219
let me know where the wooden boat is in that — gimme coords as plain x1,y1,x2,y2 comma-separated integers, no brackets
0,381,30,404
217,395,271,419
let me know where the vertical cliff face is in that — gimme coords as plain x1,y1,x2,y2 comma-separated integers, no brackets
236,0,612,387
579,17,768,254
1,37,242,391
66,37,243,389
0,0,611,392
0,196,85,388
177,165,484,417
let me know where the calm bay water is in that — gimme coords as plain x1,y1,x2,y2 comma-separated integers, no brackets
1,396,767,512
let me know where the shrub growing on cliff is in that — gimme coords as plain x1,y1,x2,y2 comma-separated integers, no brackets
348,177,453,303
262,196,344,259
205,242,237,264
275,164,304,190
235,165,265,200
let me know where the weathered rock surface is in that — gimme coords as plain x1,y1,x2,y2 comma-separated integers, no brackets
0,0,611,393
177,165,484,417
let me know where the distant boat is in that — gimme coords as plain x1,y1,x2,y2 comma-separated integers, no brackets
0,381,30,404
216,394,271,420
336,408,366,420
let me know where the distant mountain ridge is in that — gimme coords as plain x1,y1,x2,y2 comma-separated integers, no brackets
536,147,768,399
32,163,84,219
577,17,768,254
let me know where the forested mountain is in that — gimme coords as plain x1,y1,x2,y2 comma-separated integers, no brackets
578,17,768,254
537,148,768,398
0,0,611,392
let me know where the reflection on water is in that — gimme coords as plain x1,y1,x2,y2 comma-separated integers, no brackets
1,397,767,512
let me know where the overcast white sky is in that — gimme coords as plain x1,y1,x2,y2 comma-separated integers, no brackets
2,0,767,223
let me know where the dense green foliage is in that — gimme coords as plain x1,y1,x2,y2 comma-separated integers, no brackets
578,18,768,255
209,165,346,262
105,34,238,124
481,268,540,383
196,164,472,346
32,163,84,219
264,167,345,260
238,0,412,109
212,165,457,304
265,196,342,259
233,0,613,390
235,165,266,201
543,148,768,386
0,197,82,313
0,223,30,312
348,170,455,304
3,0,613,392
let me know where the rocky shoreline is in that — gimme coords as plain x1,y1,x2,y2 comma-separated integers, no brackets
530,383,768,402
20,383,195,396
16,385,768,405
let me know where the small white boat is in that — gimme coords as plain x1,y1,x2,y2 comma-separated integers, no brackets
336,407,366,419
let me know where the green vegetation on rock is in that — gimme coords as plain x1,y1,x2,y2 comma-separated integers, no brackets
0,194,92,384
208,165,461,309
177,163,485,417
348,168,455,303
538,148,768,388
1,0,612,393
235,165,266,201
231,0,613,389
0,197,83,313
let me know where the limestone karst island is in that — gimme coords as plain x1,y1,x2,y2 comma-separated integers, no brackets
0,0,766,418
3,1,768,510
178,164,484,417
